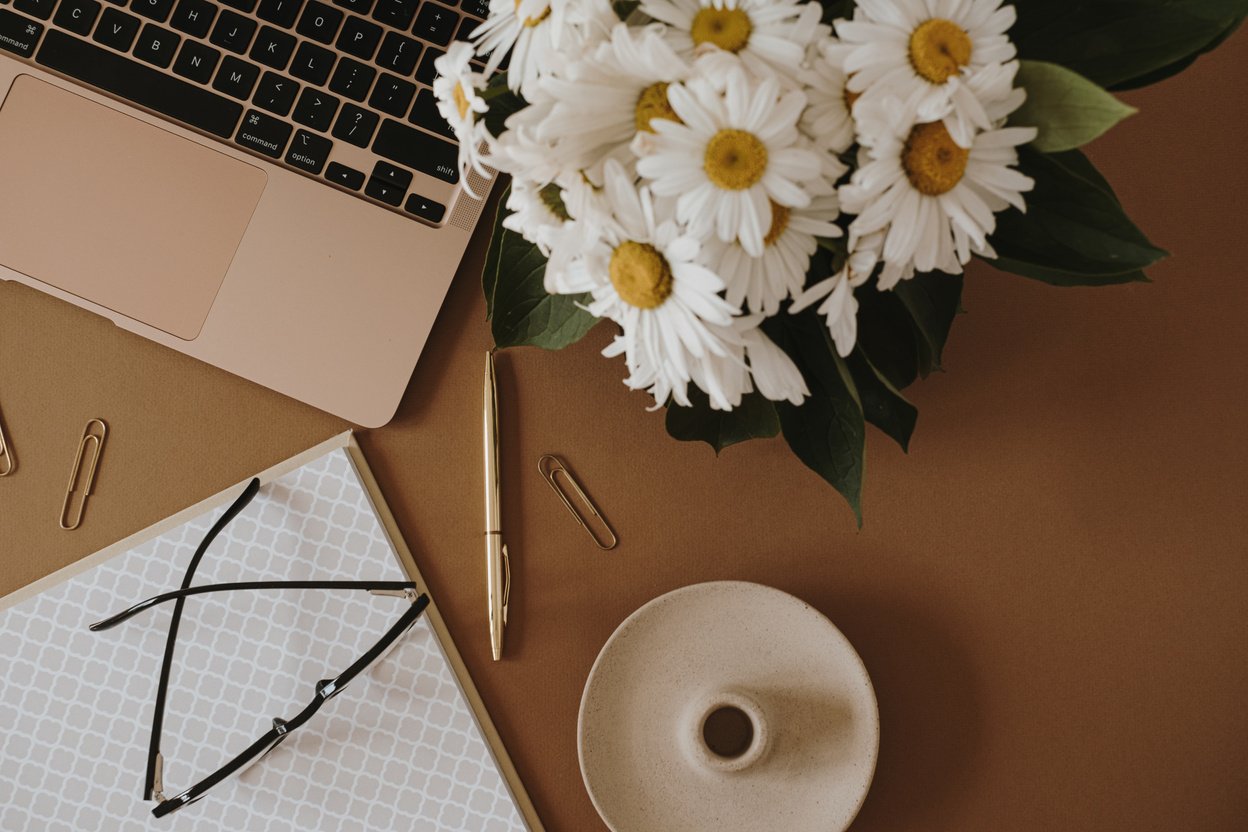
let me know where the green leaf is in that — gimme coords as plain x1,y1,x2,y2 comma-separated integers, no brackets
665,389,780,453
845,349,918,453
1010,0,1248,90
764,311,866,525
612,0,639,20
1113,12,1246,90
891,272,963,376
481,73,526,138
854,285,922,391
987,147,1168,286
1012,61,1136,152
483,191,602,349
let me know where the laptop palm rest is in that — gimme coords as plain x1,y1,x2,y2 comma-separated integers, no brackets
0,75,266,341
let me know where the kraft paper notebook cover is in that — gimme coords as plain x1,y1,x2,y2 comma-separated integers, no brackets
0,432,542,832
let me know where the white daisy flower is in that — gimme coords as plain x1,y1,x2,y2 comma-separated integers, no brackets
555,160,743,409
433,42,491,197
790,232,882,357
473,0,570,97
840,97,1036,289
639,0,823,84
688,316,809,408
799,44,857,154
636,69,822,258
837,0,1019,147
503,177,569,251
702,194,841,316
536,23,691,173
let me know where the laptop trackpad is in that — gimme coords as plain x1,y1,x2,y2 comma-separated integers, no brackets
0,75,266,340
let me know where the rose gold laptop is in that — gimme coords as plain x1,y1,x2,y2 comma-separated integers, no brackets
0,0,493,427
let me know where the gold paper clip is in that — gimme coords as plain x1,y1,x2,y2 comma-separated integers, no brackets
0,410,13,477
538,454,617,550
60,419,108,530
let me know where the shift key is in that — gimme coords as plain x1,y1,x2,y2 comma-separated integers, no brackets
372,118,458,184
0,9,44,57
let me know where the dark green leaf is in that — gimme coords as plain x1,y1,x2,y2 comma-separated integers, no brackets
1012,60,1136,152
854,285,922,391
891,272,963,375
764,311,866,525
483,193,602,349
987,147,1168,286
481,73,526,137
1010,0,1247,90
846,349,918,452
665,389,780,453
612,0,639,20
1113,12,1246,89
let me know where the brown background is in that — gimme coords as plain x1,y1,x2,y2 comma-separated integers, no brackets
2,34,1247,832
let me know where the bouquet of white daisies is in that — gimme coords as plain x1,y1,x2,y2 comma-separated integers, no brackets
433,0,1241,520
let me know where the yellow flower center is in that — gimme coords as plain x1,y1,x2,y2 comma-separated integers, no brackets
452,84,471,120
763,201,790,248
609,241,673,309
514,0,550,27
908,18,972,84
690,6,752,53
902,121,969,196
703,129,768,191
538,183,570,222
634,82,681,134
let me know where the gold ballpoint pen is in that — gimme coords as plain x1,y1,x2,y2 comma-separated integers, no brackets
483,350,509,661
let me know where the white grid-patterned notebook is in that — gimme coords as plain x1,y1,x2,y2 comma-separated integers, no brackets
0,442,529,832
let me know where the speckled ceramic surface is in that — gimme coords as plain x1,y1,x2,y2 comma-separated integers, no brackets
578,582,878,832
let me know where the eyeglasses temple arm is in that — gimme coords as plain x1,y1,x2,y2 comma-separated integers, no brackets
90,580,419,631
144,477,260,801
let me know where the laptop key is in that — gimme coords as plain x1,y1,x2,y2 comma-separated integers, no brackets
169,0,212,37
256,0,301,28
212,55,260,98
409,88,452,138
325,161,364,190
404,193,445,223
0,9,41,55
131,0,173,23
13,0,54,19
335,14,378,59
134,22,179,67
36,30,244,137
53,0,100,34
292,86,338,130
364,175,404,207
253,70,298,116
249,25,293,69
370,160,411,190
219,0,253,10
235,108,291,158
92,7,140,49
331,0,369,13
286,129,331,173
295,0,339,43
332,102,378,147
460,0,485,17
413,3,456,46
373,118,457,183
209,9,254,52
370,0,415,29
367,73,414,118
290,40,334,85
172,39,219,82
376,31,419,75
414,46,440,85
328,56,374,101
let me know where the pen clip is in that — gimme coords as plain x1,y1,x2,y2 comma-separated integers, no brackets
501,544,510,627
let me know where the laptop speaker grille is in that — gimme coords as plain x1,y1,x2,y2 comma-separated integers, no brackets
450,153,496,231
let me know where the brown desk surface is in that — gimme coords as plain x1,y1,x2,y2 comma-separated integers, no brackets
3,36,1247,831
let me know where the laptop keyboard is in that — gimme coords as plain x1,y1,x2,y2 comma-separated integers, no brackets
0,0,492,224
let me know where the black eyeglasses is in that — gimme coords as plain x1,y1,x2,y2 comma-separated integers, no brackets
89,478,429,818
